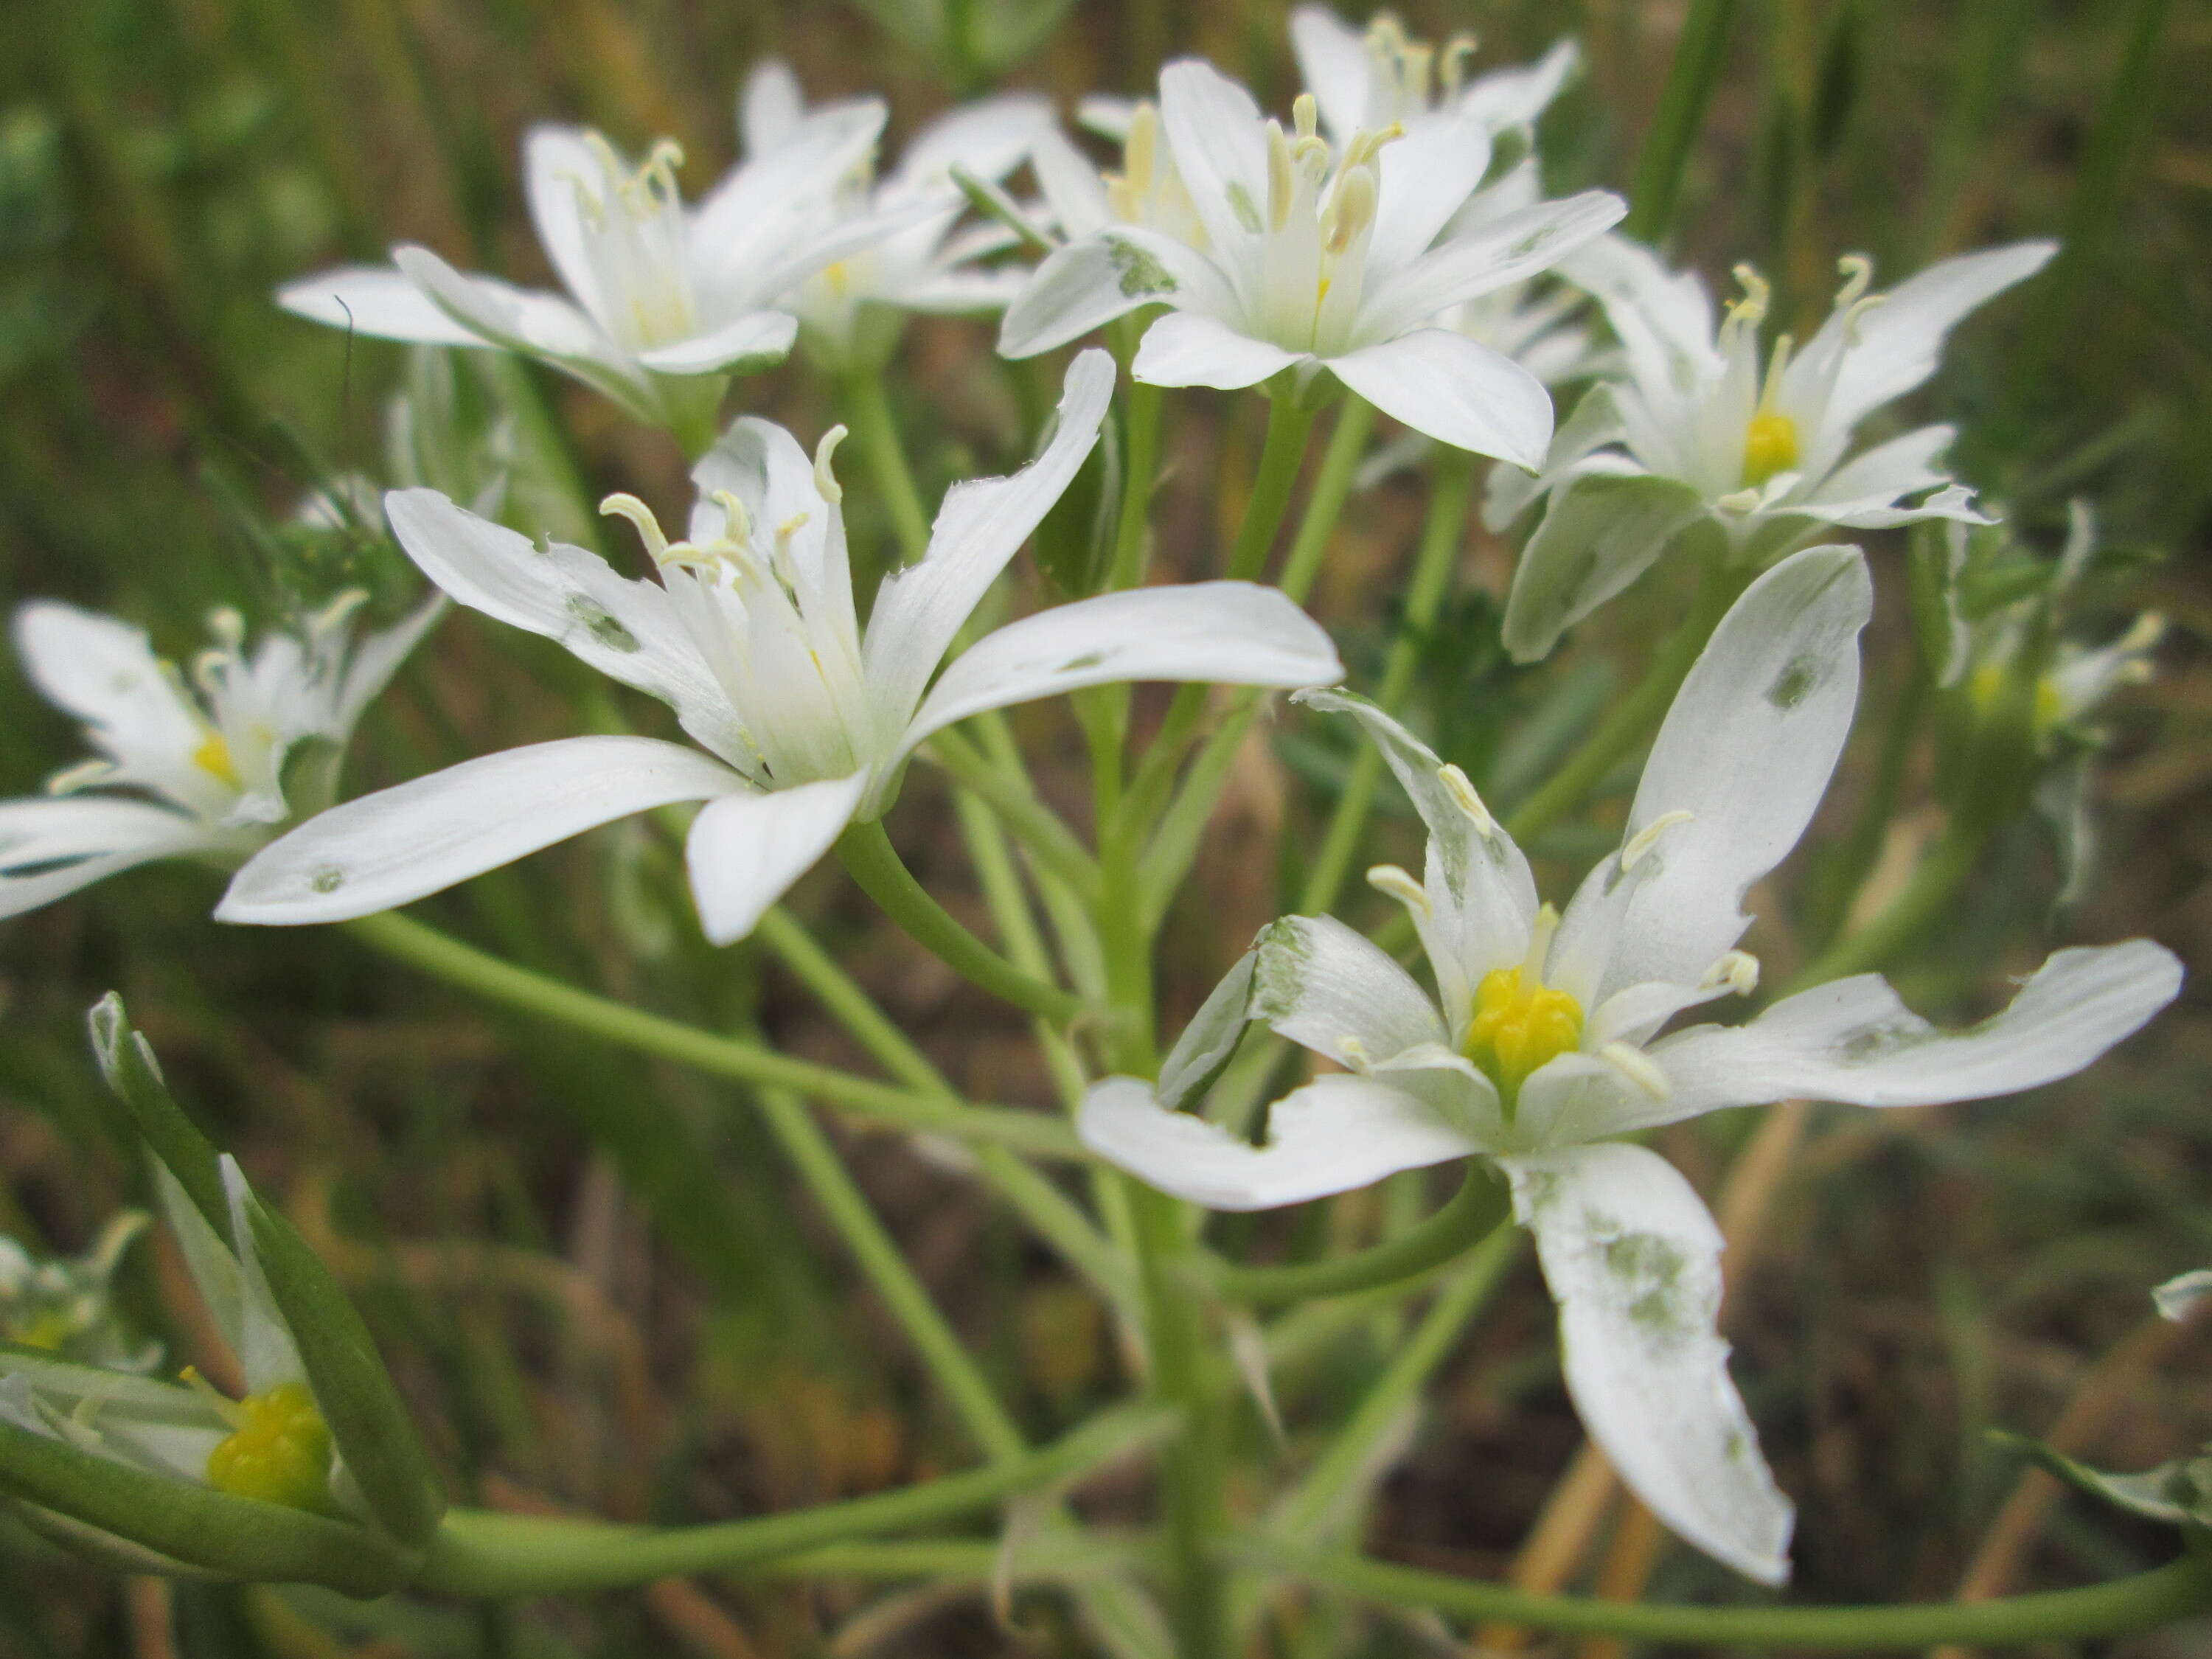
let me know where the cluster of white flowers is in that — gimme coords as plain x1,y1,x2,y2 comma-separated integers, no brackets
1,6,2183,1595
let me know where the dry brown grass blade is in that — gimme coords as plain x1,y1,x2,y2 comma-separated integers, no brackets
1926,1296,2209,1659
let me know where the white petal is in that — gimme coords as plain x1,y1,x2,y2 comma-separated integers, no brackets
1791,241,2056,435
1295,689,1537,1015
862,350,1115,728
1483,380,1628,533
1366,112,1492,279
1075,94,1138,142
12,602,202,752
1156,59,1270,296
1558,234,1723,400
1029,128,1115,242
894,95,1054,192
1158,949,1260,1111
692,100,888,271
1250,914,1450,1068
1287,4,1371,142
1500,470,1706,662
335,594,447,732
635,310,796,375
389,246,650,412
685,772,866,945
523,125,611,323
999,228,1229,358
691,417,844,611
383,488,748,764
1644,940,2183,1124
0,798,225,919
740,59,807,154
219,1158,305,1396
2153,1270,2212,1324
1548,545,1871,1006
1363,191,1626,343
1079,1073,1478,1211
218,737,745,925
1328,330,1554,470
1503,1143,1793,1585
1455,38,1583,131
1133,312,1302,389
891,580,1340,783
275,265,490,347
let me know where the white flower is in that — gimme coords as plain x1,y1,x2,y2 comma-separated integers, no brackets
1077,543,2181,1585
0,593,440,920
740,60,1054,370
218,352,1344,945
1001,58,1624,469
276,97,908,428
0,1160,346,1537
1493,238,2056,660
0,1214,157,1371
1287,6,1582,146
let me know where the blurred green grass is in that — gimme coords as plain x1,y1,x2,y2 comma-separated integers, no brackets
2,0,2210,1654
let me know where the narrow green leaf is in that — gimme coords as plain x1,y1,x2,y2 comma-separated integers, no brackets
86,995,227,1236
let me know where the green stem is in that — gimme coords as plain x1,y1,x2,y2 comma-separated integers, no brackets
1268,1228,1519,1542
844,371,934,566
1237,1540,2212,1649
754,908,1135,1317
344,911,1079,1160
1208,1169,1508,1306
836,820,1090,1025
754,1084,1026,1463
927,728,1101,902
1787,817,1990,991
1108,379,1166,591
1130,1183,1231,1659
1299,445,1472,916
1276,397,1376,605
412,1404,1175,1596
1504,563,1742,843
1623,0,1743,244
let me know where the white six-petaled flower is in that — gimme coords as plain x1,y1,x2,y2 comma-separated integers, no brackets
218,352,1344,945
1001,55,1624,470
1078,543,2181,1585
740,60,1054,372
0,593,440,921
1491,238,2057,660
277,94,911,428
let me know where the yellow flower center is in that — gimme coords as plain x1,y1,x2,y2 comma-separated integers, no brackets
13,1309,74,1350
1740,410,1800,487
1461,965,1584,1107
204,1380,333,1512
192,731,240,787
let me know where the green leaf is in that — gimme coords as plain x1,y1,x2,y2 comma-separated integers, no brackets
1501,472,1706,663
240,1192,447,1548
86,995,227,1238
0,1417,412,1595
1994,1429,2212,1531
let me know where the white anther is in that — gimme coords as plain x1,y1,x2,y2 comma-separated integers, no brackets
45,759,115,796
1266,122,1294,229
1338,1035,1373,1069
1438,763,1497,835
599,493,672,563
1293,92,1319,143
1322,166,1377,254
706,489,752,547
1729,264,1772,324
1715,487,1764,514
2121,611,2166,653
1833,253,1874,310
1701,949,1761,997
1620,809,1694,873
205,608,246,651
305,588,369,641
1439,33,1478,94
813,425,848,504
1366,863,1430,915
1599,1042,1672,1101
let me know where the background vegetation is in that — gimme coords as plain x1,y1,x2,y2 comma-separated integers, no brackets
2,0,2208,1652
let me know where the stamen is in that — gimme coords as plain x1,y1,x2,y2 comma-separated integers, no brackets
1728,264,1772,327
44,759,115,796
599,493,672,564
178,1365,248,1430
1292,92,1318,143
1620,808,1694,872
1833,253,1874,310
1762,331,1795,402
305,588,369,641
1266,122,1294,230
813,425,848,504
206,608,247,651
1599,1042,1672,1100
1322,165,1377,254
1338,1035,1372,1068
1519,901,1561,978
2121,612,2166,653
1438,763,1497,835
1439,33,1478,95
1125,103,1158,190
1701,949,1761,996
1366,863,1430,915
709,489,754,546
